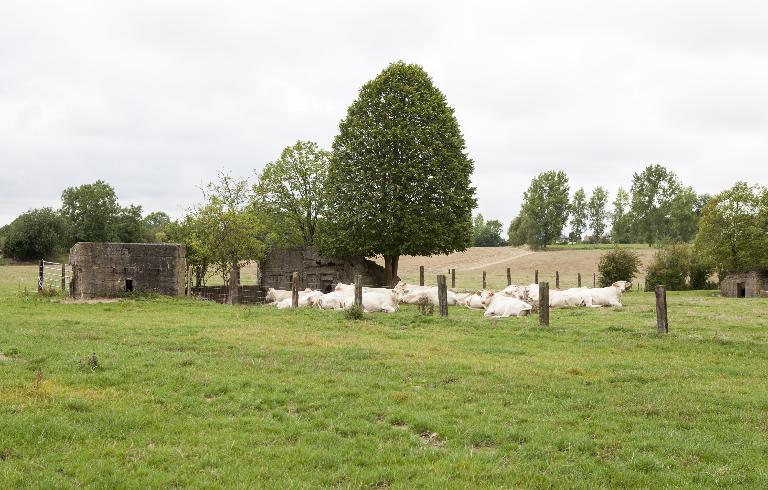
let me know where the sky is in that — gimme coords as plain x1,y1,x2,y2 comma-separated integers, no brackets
1,0,767,227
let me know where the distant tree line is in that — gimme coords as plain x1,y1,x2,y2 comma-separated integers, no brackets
0,180,172,261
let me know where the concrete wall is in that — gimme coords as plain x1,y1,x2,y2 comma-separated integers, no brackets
260,246,389,292
70,242,186,299
720,270,768,298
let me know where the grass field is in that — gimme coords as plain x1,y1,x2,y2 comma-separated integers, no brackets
1,264,767,488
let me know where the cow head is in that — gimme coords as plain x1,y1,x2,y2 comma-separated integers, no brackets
612,281,632,293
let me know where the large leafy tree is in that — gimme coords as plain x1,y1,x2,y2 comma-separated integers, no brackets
60,180,146,243
568,188,587,242
1,208,71,260
194,173,268,283
253,140,330,247
322,61,476,284
587,186,609,242
629,164,698,246
61,180,121,242
518,170,570,249
694,182,768,273
472,214,505,247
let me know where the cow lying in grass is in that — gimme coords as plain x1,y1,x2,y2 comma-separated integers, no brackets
482,293,533,318
526,281,629,307
393,282,459,306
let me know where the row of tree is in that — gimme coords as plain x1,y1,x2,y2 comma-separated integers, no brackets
506,164,708,249
0,181,172,261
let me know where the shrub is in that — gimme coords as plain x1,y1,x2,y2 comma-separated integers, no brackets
645,243,691,291
597,248,641,287
646,243,716,291
343,304,365,320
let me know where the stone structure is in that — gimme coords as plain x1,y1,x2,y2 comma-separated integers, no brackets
69,242,186,299
720,269,768,298
260,246,390,292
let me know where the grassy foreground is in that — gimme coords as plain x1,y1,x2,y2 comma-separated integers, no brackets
1,266,767,488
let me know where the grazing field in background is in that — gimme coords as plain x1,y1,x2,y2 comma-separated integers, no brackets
1,264,767,487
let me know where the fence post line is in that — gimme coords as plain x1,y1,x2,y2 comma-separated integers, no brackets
655,285,669,333
577,272,582,288
291,271,299,308
535,269,539,284
38,259,44,292
437,275,448,317
593,273,596,288
539,282,550,327
555,271,560,289
354,274,363,307
451,268,456,289
60,263,66,292
506,268,511,286
482,271,487,290
419,266,425,287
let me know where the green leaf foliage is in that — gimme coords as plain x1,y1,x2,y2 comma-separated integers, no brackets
321,61,476,275
569,188,587,242
253,140,330,247
587,186,609,242
694,182,768,273
1,208,71,261
518,171,570,249
597,247,641,287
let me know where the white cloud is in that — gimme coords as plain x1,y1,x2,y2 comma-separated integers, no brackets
1,0,767,227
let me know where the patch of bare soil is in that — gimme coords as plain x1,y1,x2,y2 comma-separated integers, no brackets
60,298,121,304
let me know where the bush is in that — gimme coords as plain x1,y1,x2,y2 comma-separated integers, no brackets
646,243,716,291
645,243,690,291
597,248,641,287
2,208,71,261
343,304,365,320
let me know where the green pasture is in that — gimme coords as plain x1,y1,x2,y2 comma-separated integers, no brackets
0,265,766,488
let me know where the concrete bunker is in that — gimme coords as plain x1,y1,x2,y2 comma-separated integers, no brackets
69,242,187,299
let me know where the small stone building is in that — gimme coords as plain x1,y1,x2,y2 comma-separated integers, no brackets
720,269,768,298
69,242,187,299
260,246,390,292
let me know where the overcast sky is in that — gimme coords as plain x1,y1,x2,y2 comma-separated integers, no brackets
2,0,767,227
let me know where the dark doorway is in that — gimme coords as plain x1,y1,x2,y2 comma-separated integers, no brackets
736,282,746,298
125,279,134,292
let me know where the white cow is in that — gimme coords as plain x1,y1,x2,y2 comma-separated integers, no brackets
265,288,292,303
482,294,533,318
453,292,472,305
341,290,399,313
465,290,492,309
399,288,458,306
500,284,527,299
317,291,352,310
275,290,323,309
585,284,625,307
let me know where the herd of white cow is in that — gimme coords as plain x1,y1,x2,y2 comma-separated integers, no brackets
265,280,633,318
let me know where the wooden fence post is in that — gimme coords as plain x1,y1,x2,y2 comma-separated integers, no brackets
577,272,581,288
482,271,487,290
38,259,44,292
354,274,362,307
437,275,448,317
535,269,539,284
60,263,66,292
655,285,668,333
539,282,549,327
419,266,425,287
506,268,511,286
291,271,299,308
555,271,560,289
593,273,596,288
451,269,455,289
229,266,239,305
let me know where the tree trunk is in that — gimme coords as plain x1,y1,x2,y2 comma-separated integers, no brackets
383,255,400,287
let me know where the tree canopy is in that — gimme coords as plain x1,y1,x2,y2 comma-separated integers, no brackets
1,208,71,261
569,188,587,242
587,186,609,242
694,182,768,273
253,140,330,247
321,61,476,284
60,180,145,243
516,171,570,249
472,214,505,247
